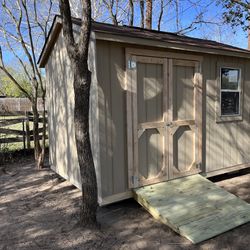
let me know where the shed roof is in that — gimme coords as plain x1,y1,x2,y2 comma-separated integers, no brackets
38,15,250,67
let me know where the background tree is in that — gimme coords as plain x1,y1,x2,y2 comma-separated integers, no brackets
220,0,250,31
158,0,164,31
59,0,98,226
128,0,134,26
0,67,33,97
140,0,145,28
70,0,226,38
145,0,153,29
0,0,55,168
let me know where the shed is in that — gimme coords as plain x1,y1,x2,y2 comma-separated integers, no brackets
39,15,250,206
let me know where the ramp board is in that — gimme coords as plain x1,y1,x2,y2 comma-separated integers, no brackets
134,174,250,244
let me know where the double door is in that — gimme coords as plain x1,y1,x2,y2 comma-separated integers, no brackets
126,52,202,188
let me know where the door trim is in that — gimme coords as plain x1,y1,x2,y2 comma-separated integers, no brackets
126,50,203,188
126,48,203,62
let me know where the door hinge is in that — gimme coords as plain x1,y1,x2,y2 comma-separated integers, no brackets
196,162,202,170
128,60,136,69
131,176,139,186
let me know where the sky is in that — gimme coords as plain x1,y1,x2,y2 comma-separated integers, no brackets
1,0,249,68
130,0,248,49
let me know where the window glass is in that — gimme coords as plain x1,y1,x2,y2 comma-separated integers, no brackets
221,92,239,115
221,68,239,90
220,67,240,116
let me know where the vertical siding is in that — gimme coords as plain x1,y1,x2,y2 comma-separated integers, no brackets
46,32,81,188
45,31,101,195
243,60,250,162
45,32,80,188
205,55,250,172
96,41,128,197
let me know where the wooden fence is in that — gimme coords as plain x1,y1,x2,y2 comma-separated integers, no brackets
0,98,44,112
0,111,48,150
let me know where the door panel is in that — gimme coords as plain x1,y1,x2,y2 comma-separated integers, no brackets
169,59,202,179
127,56,168,188
137,63,163,123
173,65,195,120
136,60,167,186
173,126,194,172
138,129,164,180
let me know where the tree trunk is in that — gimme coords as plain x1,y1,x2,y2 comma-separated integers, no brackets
73,62,98,226
140,0,145,28
145,0,152,29
129,0,134,26
41,92,46,167
32,102,43,169
158,0,164,31
59,0,98,227
175,0,180,31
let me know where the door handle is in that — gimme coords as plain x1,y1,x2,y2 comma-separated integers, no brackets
165,122,173,127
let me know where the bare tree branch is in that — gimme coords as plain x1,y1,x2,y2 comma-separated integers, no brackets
21,0,43,88
5,33,32,83
0,46,32,100
0,0,55,168
103,0,118,25
2,0,37,85
177,12,221,35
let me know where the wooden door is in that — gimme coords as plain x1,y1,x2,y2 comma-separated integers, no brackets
127,56,168,188
126,55,202,188
168,59,202,179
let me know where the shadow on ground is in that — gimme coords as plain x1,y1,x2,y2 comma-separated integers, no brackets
0,158,249,250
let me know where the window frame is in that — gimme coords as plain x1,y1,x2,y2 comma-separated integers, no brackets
216,63,243,123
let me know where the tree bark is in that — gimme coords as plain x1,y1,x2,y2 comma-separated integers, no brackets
41,92,46,167
140,0,144,28
59,0,98,227
73,62,97,225
129,0,134,26
158,0,164,31
32,101,43,169
145,0,152,29
175,0,180,31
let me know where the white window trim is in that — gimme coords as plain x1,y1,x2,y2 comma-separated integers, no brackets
216,63,243,123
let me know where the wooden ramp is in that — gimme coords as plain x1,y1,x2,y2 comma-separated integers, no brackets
134,174,250,244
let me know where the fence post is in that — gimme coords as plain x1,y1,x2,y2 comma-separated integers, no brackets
22,118,26,150
25,111,31,149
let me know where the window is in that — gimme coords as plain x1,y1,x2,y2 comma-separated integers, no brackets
220,68,241,116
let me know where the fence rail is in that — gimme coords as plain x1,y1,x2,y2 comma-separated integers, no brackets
0,111,48,150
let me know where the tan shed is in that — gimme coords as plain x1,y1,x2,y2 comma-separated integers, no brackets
38,15,250,206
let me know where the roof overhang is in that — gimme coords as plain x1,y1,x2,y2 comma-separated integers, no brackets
94,31,250,59
38,16,62,67
38,15,250,68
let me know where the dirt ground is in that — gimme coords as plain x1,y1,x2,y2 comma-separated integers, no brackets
0,157,250,250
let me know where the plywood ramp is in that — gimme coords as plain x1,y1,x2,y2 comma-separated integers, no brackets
134,174,250,244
